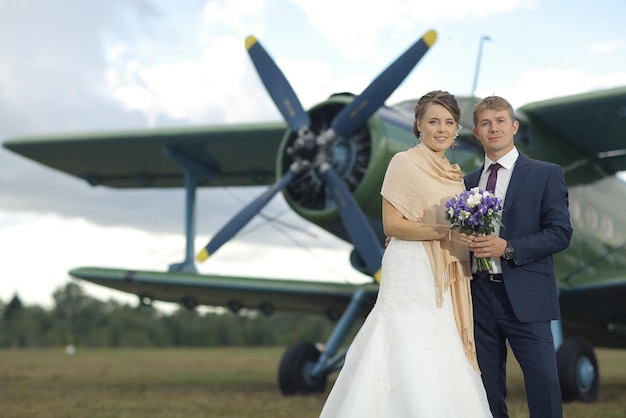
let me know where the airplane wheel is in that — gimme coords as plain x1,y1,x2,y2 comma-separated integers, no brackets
278,342,327,396
556,337,599,403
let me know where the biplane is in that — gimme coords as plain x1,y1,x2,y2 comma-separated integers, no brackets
4,29,626,403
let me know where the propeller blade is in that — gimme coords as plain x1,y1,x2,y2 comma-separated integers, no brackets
331,29,437,139
319,163,383,282
245,35,311,132
197,167,299,262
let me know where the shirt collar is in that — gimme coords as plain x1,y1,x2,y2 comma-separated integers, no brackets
483,146,519,174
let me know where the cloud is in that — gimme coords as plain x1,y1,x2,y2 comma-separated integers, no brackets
0,0,168,134
589,40,624,55
200,0,268,35
288,0,532,63
0,209,365,308
106,36,271,125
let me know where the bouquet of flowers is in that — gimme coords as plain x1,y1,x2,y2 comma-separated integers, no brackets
444,187,504,271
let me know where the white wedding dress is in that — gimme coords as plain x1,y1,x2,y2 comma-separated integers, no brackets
319,238,492,418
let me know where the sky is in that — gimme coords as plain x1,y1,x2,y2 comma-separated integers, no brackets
1,0,626,311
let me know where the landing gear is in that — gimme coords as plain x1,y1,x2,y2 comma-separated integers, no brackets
557,337,599,403
278,342,327,395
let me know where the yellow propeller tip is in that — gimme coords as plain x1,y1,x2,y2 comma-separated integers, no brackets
373,269,382,284
196,248,209,262
423,30,437,47
245,35,257,50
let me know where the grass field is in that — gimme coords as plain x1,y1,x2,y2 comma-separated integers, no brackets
0,347,624,417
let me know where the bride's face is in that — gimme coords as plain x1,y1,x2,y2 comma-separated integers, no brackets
417,104,458,155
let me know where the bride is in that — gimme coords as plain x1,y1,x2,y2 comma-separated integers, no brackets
319,90,492,417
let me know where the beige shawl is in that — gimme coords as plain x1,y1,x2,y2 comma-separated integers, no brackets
380,144,479,372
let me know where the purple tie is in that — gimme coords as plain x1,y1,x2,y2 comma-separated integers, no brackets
476,162,501,279
486,162,501,194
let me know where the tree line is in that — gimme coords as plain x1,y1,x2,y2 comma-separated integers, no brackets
0,282,354,348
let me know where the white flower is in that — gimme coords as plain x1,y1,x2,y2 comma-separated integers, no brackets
466,190,482,207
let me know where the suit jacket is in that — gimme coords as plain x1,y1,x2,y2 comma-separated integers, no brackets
464,153,573,323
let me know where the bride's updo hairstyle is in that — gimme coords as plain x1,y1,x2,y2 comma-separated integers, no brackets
413,90,461,139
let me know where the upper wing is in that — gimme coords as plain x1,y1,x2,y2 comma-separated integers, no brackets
518,86,626,173
70,267,378,317
3,122,287,188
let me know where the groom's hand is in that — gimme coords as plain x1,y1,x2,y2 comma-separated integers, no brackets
468,235,507,258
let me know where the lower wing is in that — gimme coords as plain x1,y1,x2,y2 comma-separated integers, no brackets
70,267,378,318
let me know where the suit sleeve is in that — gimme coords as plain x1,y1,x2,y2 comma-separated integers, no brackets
509,165,573,265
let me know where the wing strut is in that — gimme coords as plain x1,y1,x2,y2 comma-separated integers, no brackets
162,146,212,273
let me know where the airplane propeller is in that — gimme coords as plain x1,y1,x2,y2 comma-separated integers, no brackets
328,30,437,141
245,36,311,134
197,30,438,281
318,162,383,281
196,161,305,261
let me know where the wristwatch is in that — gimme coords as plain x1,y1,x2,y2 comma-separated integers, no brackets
503,242,515,260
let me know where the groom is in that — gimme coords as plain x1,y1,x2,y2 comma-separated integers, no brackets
465,95,572,418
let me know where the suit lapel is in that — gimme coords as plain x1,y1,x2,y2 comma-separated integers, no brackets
504,154,529,214
465,168,482,189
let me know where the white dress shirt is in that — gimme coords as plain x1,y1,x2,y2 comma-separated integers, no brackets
476,147,519,273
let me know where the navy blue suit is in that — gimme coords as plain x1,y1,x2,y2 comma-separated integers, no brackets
465,153,572,418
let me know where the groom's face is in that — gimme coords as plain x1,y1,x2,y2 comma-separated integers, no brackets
472,108,519,160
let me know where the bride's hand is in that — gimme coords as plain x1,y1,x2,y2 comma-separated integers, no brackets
449,230,472,247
